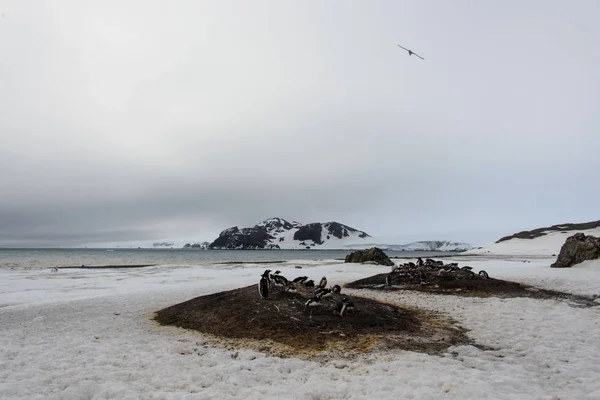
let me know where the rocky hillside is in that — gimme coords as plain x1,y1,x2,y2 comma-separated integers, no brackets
468,219,600,256
209,218,370,250
496,220,600,243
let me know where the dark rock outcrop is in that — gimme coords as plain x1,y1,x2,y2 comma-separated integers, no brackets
183,242,210,249
293,223,323,244
497,220,600,243
344,247,394,266
325,222,369,239
209,227,277,250
551,233,600,268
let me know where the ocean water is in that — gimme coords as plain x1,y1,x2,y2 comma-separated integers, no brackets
0,248,449,270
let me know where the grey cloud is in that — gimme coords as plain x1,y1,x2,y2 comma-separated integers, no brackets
1,0,599,247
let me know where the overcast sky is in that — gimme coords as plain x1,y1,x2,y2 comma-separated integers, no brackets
1,0,599,247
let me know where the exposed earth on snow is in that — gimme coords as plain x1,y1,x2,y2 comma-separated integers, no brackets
155,283,470,360
345,273,598,307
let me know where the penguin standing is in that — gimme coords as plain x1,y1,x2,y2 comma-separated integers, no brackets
258,270,269,299
339,296,355,316
263,269,272,283
318,276,327,288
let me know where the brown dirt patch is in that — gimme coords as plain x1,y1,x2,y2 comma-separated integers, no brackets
154,284,469,359
345,273,598,306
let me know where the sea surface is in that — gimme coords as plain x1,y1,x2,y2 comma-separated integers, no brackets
0,248,450,270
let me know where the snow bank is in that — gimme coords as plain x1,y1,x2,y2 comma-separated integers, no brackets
1,258,600,399
466,227,600,256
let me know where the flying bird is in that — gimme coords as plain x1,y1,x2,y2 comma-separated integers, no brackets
397,44,424,60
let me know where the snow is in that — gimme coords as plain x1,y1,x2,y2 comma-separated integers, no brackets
1,256,600,399
263,223,370,250
344,240,472,252
466,227,600,256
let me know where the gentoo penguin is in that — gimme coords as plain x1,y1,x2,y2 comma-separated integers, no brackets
478,270,489,279
259,270,269,299
318,276,327,289
262,269,272,283
292,276,308,283
304,280,315,288
305,297,320,308
305,296,323,319
331,284,341,294
461,266,473,272
272,274,289,287
339,296,355,316
269,270,281,281
314,287,332,299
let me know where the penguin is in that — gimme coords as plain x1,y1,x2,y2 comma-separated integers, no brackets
292,276,308,283
385,273,392,286
286,283,297,292
339,296,355,316
263,269,272,283
273,274,289,287
269,270,281,281
314,287,332,299
331,284,341,294
304,279,315,287
419,269,428,284
461,266,473,271
478,270,489,279
318,276,327,288
305,297,320,308
258,271,269,299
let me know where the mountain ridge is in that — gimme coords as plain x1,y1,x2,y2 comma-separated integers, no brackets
496,220,600,243
209,217,369,250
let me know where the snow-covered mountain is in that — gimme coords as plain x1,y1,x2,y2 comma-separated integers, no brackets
337,240,472,252
208,218,370,250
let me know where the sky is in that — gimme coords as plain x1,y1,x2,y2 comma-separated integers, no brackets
1,0,599,248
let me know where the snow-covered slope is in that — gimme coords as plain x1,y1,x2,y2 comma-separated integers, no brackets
209,218,370,250
467,227,600,256
337,240,472,252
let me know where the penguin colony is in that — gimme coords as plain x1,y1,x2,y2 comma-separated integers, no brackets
258,269,356,317
386,257,491,286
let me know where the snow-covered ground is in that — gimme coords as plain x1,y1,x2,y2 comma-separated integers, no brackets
467,227,600,256
1,257,600,399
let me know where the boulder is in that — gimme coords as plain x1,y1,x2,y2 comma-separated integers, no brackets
551,233,600,268
344,247,394,266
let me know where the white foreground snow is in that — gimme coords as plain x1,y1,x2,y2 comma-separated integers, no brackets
467,227,600,256
1,258,600,399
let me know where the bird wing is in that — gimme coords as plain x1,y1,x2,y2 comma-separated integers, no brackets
397,44,425,60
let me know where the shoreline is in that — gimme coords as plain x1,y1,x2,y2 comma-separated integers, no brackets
57,264,157,269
